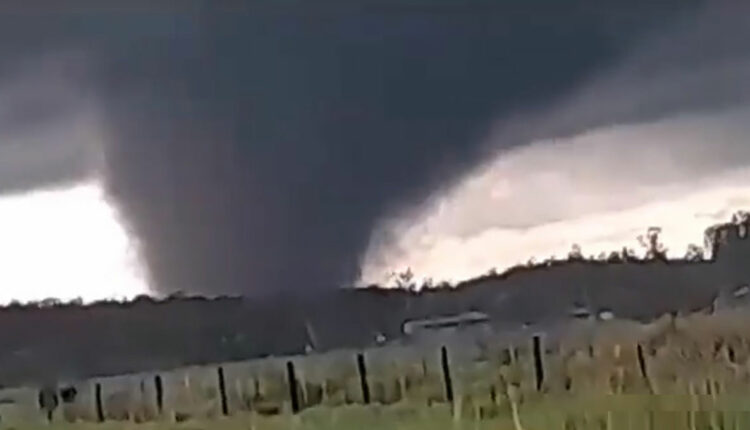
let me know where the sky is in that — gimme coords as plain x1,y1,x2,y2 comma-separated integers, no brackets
0,1,748,302
359,2,750,285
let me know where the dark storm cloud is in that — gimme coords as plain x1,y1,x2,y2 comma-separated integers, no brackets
0,1,701,295
0,52,102,194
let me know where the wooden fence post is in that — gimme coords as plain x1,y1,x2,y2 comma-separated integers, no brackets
532,335,545,391
440,346,454,405
217,366,229,416
356,352,371,404
154,375,164,414
636,343,653,393
94,383,104,423
286,361,300,414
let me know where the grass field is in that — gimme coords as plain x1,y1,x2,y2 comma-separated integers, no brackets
7,308,750,429
12,394,750,429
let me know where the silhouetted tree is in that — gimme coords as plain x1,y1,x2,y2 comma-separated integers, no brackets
638,227,668,260
733,210,750,237
394,268,416,291
607,251,623,263
40,298,61,308
704,226,723,256
620,246,637,262
685,244,705,262
436,280,452,289
7,300,22,309
568,244,583,261
732,210,750,225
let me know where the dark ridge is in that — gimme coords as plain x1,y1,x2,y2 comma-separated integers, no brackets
0,215,749,387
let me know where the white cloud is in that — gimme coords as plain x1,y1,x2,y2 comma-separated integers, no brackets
0,51,150,303
0,181,150,304
360,109,750,286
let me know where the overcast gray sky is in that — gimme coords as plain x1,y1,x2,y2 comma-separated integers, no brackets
5,0,747,296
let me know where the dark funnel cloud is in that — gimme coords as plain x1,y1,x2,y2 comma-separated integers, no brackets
0,1,700,295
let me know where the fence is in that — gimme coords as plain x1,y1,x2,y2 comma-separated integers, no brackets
6,310,750,425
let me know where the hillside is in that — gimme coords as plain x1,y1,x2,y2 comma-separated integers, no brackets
1,219,749,387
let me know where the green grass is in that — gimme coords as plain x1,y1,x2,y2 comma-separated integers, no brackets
10,310,750,429
13,394,750,430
